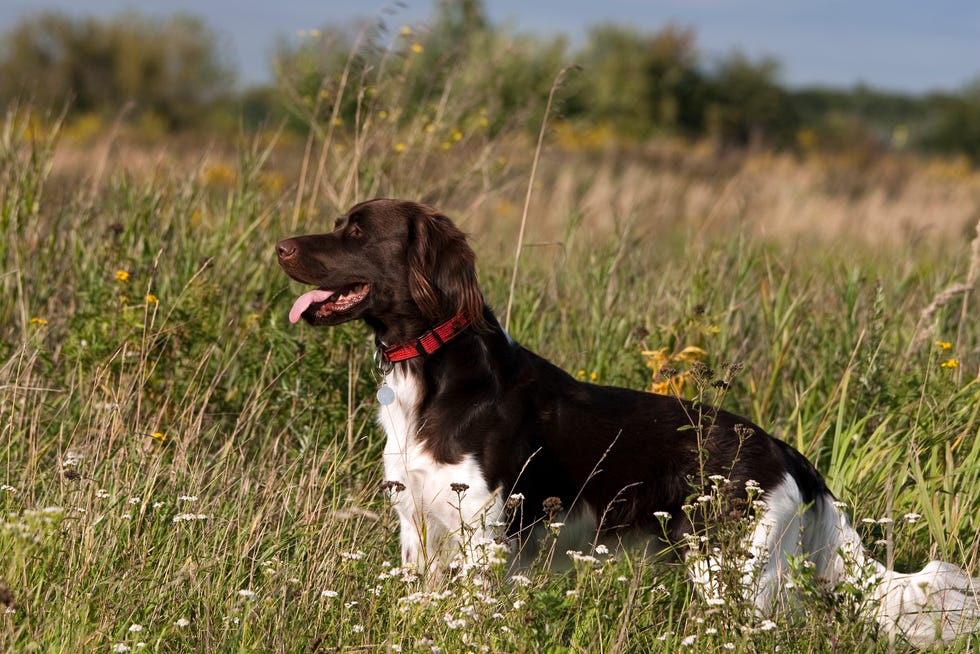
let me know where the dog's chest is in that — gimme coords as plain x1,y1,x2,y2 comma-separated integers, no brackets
377,368,420,463
378,369,474,487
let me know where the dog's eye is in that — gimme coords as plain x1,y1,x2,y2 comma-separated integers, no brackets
348,223,363,238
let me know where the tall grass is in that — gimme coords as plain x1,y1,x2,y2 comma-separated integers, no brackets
2,32,980,652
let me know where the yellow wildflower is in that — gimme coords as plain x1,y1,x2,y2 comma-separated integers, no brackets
411,43,423,54
941,358,959,369
394,143,406,153
115,270,129,282
935,341,952,350
151,432,166,441
145,294,158,304
29,316,47,325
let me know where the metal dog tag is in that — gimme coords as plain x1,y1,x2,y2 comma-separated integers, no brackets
377,383,395,406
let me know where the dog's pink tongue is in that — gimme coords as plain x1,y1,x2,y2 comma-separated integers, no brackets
289,289,335,324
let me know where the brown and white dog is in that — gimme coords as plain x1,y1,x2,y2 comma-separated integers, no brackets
277,198,978,647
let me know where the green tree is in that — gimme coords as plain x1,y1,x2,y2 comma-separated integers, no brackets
564,25,652,135
0,11,234,128
922,81,980,160
706,52,797,148
644,26,707,135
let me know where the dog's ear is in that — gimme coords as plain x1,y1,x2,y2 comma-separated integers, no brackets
407,205,487,331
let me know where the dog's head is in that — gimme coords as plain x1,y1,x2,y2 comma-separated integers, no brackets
277,199,486,336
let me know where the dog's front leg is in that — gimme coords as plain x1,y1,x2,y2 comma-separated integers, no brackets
443,486,509,580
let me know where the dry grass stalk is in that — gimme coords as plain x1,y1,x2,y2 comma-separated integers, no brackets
907,217,980,357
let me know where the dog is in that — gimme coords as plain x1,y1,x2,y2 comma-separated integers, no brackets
277,198,978,647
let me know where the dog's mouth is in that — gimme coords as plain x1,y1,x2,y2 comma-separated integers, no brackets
288,283,370,324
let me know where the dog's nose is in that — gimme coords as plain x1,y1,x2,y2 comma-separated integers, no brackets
276,239,297,260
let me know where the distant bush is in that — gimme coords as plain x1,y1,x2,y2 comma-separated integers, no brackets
0,11,234,129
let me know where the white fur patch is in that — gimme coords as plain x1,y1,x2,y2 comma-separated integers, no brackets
378,367,505,578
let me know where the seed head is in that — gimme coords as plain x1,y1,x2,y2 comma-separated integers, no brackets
542,496,563,518
690,361,714,383
381,480,406,493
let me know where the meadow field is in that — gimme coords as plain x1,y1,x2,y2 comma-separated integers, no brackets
2,73,980,654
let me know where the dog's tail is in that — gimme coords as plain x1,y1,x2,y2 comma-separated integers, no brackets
806,494,980,648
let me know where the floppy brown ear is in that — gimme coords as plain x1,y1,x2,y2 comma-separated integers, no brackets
407,205,488,331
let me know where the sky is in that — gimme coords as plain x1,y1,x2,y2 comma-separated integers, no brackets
1,0,978,95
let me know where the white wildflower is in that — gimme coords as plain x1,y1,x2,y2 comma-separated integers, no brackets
566,550,600,564
175,618,190,627
238,589,256,599
321,590,338,598
681,634,697,646
904,513,922,523
96,489,110,499
178,495,198,502
443,614,466,629
128,624,143,632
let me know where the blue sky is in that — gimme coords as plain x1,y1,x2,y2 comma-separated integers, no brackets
2,0,978,94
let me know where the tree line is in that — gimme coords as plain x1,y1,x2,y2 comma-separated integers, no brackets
1,1,978,159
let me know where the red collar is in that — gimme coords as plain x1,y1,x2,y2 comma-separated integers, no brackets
380,313,470,363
